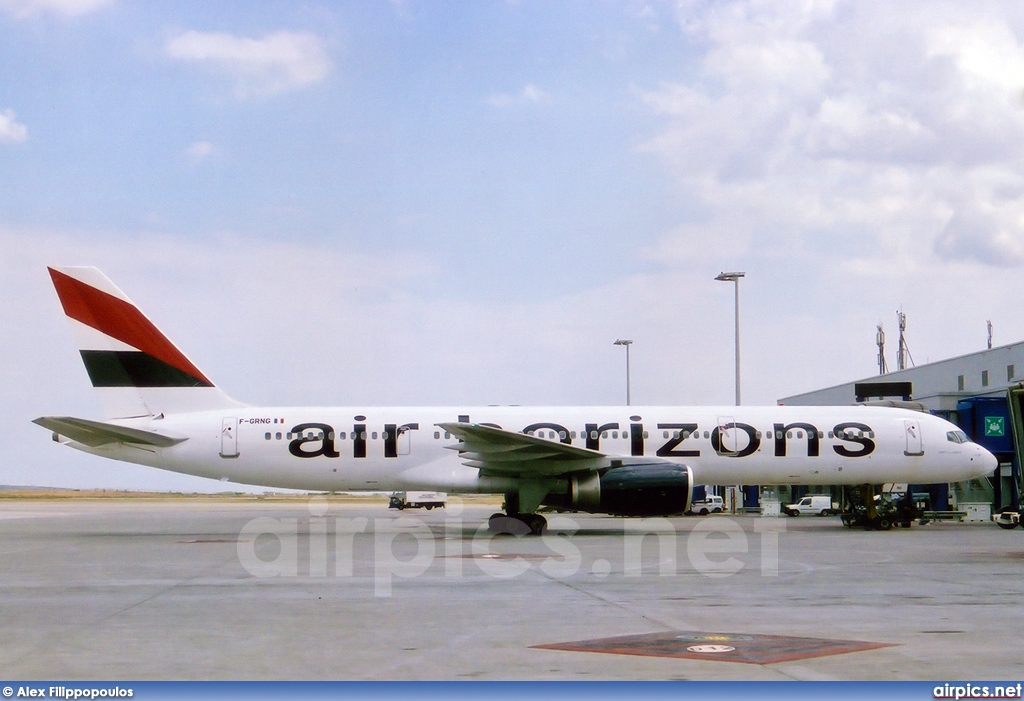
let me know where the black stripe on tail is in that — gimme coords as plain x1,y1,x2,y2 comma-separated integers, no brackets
80,350,214,388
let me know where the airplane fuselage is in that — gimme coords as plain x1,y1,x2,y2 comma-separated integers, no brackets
70,404,992,493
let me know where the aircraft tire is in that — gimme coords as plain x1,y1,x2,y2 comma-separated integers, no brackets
997,520,1018,530
526,514,548,535
878,518,892,531
488,513,531,536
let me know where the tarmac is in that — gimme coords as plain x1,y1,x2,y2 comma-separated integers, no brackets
0,497,1022,681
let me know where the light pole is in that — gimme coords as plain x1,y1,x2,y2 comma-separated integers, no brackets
715,272,745,406
613,339,633,406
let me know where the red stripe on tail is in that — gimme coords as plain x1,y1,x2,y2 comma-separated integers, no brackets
48,268,212,386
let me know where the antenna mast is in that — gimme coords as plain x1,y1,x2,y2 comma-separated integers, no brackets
876,324,888,375
896,308,914,371
987,320,993,350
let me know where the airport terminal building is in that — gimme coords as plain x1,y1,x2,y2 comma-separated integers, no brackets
775,341,1024,516
780,341,1024,413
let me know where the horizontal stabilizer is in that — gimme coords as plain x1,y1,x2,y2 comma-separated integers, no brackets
33,416,187,448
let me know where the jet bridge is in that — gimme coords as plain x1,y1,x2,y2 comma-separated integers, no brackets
994,383,1024,528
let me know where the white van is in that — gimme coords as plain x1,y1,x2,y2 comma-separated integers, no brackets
689,495,724,515
783,495,838,516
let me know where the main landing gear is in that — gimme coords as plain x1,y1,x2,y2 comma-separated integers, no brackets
487,492,548,535
487,512,548,536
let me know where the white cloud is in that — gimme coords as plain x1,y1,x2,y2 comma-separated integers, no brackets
934,200,1024,267
184,140,216,164
0,109,27,145
487,83,548,108
0,0,111,18
642,1,1024,270
165,30,332,99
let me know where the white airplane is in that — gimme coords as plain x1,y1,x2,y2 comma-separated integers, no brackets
35,267,996,534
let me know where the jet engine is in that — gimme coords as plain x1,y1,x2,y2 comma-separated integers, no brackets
545,462,693,517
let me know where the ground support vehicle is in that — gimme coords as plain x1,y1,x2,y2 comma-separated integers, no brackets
388,491,447,510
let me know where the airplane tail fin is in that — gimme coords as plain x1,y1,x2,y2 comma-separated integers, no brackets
48,266,244,419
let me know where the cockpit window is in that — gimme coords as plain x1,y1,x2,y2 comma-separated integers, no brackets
946,430,972,444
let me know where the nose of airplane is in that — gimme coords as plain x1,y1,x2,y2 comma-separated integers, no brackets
976,445,998,476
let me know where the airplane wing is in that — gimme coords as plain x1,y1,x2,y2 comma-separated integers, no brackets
33,416,187,448
437,422,606,477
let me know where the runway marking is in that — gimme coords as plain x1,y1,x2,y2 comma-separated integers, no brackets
0,511,77,520
532,630,896,664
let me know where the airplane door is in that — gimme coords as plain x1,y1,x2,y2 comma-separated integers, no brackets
220,417,239,458
717,416,738,456
904,419,923,456
398,426,412,455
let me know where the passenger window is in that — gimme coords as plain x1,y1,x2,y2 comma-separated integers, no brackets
703,431,709,439
663,431,669,439
372,432,378,440
643,431,649,438
797,431,803,439
786,431,793,439
434,431,440,439
612,431,619,439
559,431,567,440
602,431,608,439
340,432,347,439
755,431,761,439
591,431,598,439
275,432,281,440
265,432,271,440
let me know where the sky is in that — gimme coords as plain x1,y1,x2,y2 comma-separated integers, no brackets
4,0,1024,490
